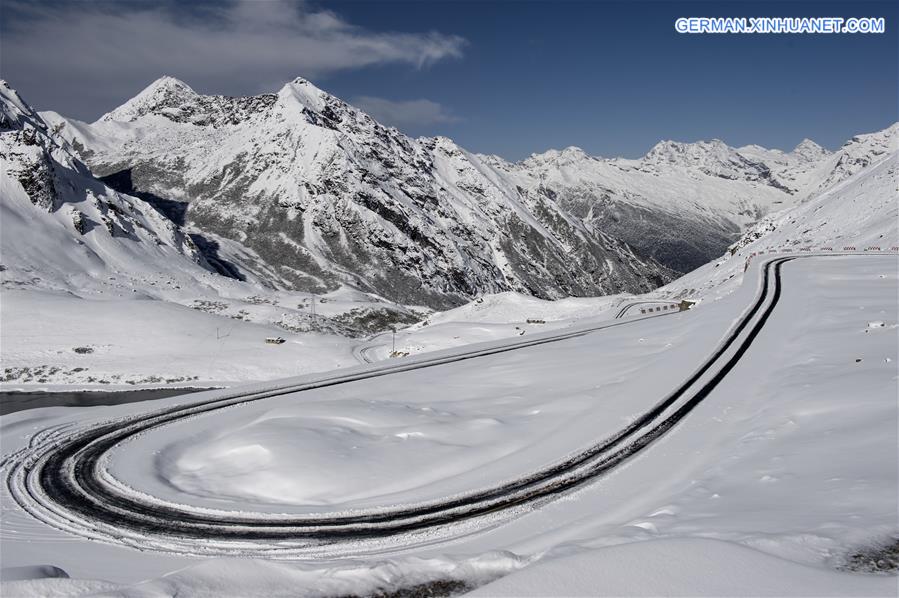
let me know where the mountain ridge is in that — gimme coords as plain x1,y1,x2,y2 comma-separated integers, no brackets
41,77,677,308
33,76,899,308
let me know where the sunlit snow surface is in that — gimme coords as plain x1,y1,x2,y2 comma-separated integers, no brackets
0,80,422,391
3,159,898,596
2,83,897,595
469,538,895,597
1,255,896,596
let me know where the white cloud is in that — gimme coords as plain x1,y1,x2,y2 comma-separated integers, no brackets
1,0,466,119
352,96,461,129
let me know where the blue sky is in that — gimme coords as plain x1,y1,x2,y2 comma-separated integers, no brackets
2,0,896,160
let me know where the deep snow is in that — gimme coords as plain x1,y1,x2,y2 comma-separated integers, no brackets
1,78,897,598
1,253,895,596
469,538,896,597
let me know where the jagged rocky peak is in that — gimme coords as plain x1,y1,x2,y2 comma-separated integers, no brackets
521,146,593,169
0,82,60,211
0,81,79,172
147,75,195,95
100,75,278,127
809,122,899,192
268,76,387,135
791,138,829,161
277,76,330,114
840,122,899,153
51,74,676,307
0,80,44,131
44,74,898,309
0,82,209,270
643,138,734,167
428,135,465,155
99,75,197,122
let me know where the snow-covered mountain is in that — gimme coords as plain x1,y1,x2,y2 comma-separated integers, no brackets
345,142,899,363
484,123,897,273
43,77,675,309
3,139,896,594
29,75,899,310
0,80,213,295
660,142,899,301
0,80,424,376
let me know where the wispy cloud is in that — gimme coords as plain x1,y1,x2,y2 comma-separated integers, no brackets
1,0,466,120
352,96,461,129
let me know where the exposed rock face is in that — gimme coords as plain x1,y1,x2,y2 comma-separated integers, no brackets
40,76,899,308
0,80,211,289
99,76,278,127
44,77,675,308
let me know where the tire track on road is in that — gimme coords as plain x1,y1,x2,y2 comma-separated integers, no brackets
7,255,875,554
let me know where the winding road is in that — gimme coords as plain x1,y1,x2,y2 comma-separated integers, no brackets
614,299,680,319
1,255,864,555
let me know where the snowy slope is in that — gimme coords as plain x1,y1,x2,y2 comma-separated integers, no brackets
0,80,211,293
44,77,674,310
10,73,895,391
660,146,898,301
0,289,358,390
2,114,896,593
1,77,895,598
2,252,895,596
0,82,423,389
469,538,896,597
355,143,897,367
45,77,897,309
485,123,897,273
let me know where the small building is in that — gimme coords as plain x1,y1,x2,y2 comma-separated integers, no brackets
265,337,286,345
678,300,696,312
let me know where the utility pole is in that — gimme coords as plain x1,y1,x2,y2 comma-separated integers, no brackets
391,327,396,354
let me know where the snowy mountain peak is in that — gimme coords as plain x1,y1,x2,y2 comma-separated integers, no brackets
99,76,279,127
561,145,586,155
807,122,899,192
643,138,732,165
99,76,198,123
840,122,899,152
39,74,899,309
0,80,42,131
289,76,316,87
791,138,829,161
1,83,209,276
277,77,330,114
521,146,593,169
148,75,194,94
45,74,676,307
0,80,27,112
559,146,590,161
